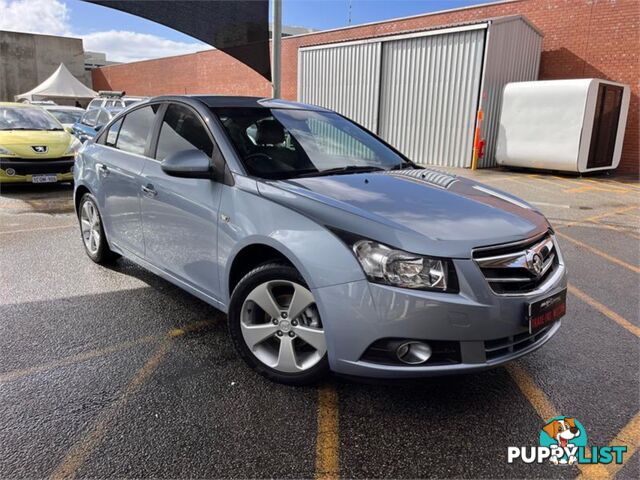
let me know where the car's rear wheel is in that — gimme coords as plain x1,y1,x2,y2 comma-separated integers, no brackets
78,193,119,264
228,263,329,385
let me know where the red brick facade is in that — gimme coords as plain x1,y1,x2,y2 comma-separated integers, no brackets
92,0,639,175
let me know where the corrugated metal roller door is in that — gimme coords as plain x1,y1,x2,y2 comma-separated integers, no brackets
298,42,381,132
378,29,485,167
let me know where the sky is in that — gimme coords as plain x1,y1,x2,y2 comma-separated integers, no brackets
0,0,498,63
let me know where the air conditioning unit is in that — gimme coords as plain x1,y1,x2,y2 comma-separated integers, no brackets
495,79,630,173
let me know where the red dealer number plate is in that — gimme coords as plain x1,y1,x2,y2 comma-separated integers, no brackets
526,289,566,333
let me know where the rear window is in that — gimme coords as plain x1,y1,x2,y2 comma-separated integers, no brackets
96,110,111,126
87,99,102,110
81,109,99,127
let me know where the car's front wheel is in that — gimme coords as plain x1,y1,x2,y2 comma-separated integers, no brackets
228,263,329,385
78,193,118,264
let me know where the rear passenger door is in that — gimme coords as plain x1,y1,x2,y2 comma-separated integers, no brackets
99,104,159,257
139,102,223,299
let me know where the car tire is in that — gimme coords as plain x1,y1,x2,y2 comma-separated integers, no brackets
78,193,119,264
228,263,329,385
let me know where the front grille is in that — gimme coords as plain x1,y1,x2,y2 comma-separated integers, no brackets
0,157,74,175
473,232,558,294
485,324,554,361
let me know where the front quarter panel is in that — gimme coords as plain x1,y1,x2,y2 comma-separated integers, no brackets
218,175,365,305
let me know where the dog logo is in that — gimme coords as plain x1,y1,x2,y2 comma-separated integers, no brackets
540,417,586,465
32,146,48,153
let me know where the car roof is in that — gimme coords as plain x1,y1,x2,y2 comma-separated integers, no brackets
146,95,331,112
0,102,39,109
44,105,84,111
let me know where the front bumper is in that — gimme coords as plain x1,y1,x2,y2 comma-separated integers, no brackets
313,253,567,379
0,157,75,183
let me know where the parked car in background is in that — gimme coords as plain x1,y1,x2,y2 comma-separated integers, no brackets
43,105,84,129
74,95,567,385
0,102,81,184
87,91,146,111
72,106,122,143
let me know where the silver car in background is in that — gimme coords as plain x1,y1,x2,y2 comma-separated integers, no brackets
74,96,567,385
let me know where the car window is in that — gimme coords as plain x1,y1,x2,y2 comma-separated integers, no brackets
96,110,111,126
105,119,122,147
81,109,99,127
155,104,213,161
214,108,406,179
104,100,116,108
49,109,83,124
87,99,102,110
0,107,63,131
115,105,158,156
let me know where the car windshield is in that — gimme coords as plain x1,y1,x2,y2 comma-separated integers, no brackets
213,108,411,179
0,107,63,131
48,109,83,124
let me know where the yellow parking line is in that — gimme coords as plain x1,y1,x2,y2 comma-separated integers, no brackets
50,339,173,480
0,321,213,385
568,285,640,337
0,224,75,235
506,363,558,420
315,383,340,480
574,206,637,225
0,335,157,383
48,320,213,480
555,231,640,274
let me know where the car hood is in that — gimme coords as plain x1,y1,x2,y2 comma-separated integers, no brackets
257,169,550,258
0,130,72,158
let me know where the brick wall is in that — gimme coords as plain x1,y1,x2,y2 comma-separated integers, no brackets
92,0,639,175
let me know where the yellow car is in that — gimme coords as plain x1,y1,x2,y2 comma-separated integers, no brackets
0,102,82,184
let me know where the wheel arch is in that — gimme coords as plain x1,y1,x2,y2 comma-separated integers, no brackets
227,242,299,298
74,184,92,214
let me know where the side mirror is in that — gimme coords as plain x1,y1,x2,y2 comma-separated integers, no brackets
161,149,213,179
94,125,104,132
64,126,73,134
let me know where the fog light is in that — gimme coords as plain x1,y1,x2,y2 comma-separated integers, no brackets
5,168,15,176
396,341,432,364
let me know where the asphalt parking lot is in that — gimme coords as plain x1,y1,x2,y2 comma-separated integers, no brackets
1,169,638,479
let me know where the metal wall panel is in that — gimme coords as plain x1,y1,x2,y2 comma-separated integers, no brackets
298,42,381,132
378,29,486,167
297,17,542,169
479,18,542,167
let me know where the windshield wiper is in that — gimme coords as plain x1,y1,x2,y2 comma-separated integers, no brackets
295,165,385,178
0,127,33,131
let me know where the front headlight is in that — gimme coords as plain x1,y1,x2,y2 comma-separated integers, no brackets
352,240,450,291
0,145,16,156
64,138,82,156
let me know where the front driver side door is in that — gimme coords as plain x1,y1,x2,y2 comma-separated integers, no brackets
139,102,223,299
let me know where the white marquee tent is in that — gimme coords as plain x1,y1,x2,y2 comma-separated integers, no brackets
15,63,97,105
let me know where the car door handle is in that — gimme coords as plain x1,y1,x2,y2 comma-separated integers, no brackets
98,164,110,176
141,184,157,197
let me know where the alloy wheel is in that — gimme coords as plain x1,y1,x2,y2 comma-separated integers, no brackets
240,280,326,373
80,199,101,255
